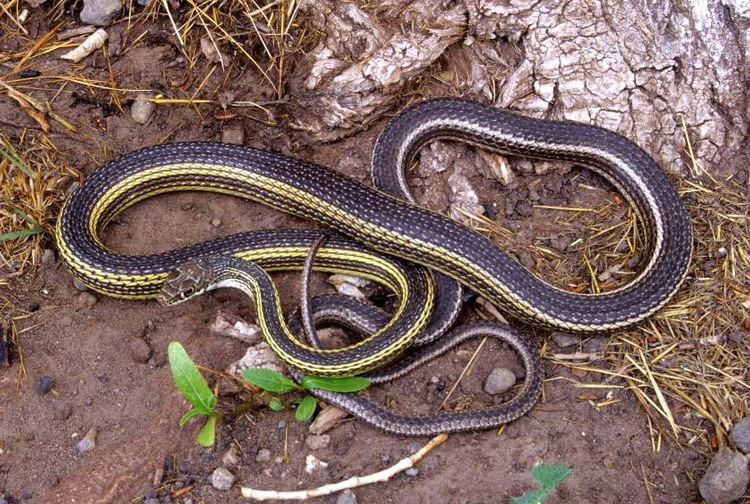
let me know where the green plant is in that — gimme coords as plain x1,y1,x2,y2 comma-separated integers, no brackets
510,464,571,504
167,342,221,446
240,368,369,422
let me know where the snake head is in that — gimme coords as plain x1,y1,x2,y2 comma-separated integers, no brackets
158,258,216,306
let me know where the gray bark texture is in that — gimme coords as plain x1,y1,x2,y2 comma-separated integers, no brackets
291,0,750,177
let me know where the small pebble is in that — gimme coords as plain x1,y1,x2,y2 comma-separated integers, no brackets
36,375,54,394
728,331,747,344
211,467,235,491
277,420,286,430
305,434,330,450
79,0,122,26
221,125,244,145
255,448,271,463
515,201,533,217
304,454,328,473
76,292,98,309
53,402,73,420
405,468,419,477
552,332,580,348
131,94,155,124
698,449,749,504
147,355,165,369
730,416,750,453
627,254,641,269
77,428,97,453
129,338,151,363
222,445,240,465
144,499,159,504
336,489,358,504
211,217,222,228
484,368,516,395
717,247,728,257
41,249,56,266
73,278,89,291
550,234,572,252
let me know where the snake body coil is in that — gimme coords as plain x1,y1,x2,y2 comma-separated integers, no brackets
56,98,692,433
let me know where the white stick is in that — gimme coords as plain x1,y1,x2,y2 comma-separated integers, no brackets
241,433,448,501
60,29,108,62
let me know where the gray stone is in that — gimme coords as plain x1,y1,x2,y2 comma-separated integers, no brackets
77,428,97,453
698,449,749,504
221,125,244,145
484,368,516,395
144,499,159,504
730,416,750,453
255,448,271,463
79,0,122,26
129,338,151,363
305,434,330,450
336,489,358,504
36,375,54,394
211,467,235,491
76,292,98,309
405,468,419,477
552,332,580,348
131,94,155,124
41,248,55,266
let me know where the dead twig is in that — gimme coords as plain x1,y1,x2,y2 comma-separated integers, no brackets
240,434,448,500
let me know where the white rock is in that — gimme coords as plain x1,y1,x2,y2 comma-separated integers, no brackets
304,454,328,474
222,445,240,466
226,342,283,376
131,94,155,125
209,312,261,344
211,467,235,491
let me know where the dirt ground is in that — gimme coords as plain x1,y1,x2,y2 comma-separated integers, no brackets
0,4,737,504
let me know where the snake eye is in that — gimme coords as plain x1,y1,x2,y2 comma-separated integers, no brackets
182,286,195,298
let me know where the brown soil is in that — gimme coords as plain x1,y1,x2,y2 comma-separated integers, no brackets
0,8,709,504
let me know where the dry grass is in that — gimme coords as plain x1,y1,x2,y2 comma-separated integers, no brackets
539,166,750,454
141,0,309,99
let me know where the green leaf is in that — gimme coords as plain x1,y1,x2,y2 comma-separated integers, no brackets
179,407,206,427
0,226,42,242
196,416,217,447
241,368,300,393
510,464,571,504
295,395,317,422
167,342,215,415
268,397,284,411
531,464,571,491
301,375,370,393
0,141,34,178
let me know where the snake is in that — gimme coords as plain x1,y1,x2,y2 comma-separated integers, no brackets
56,98,692,433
